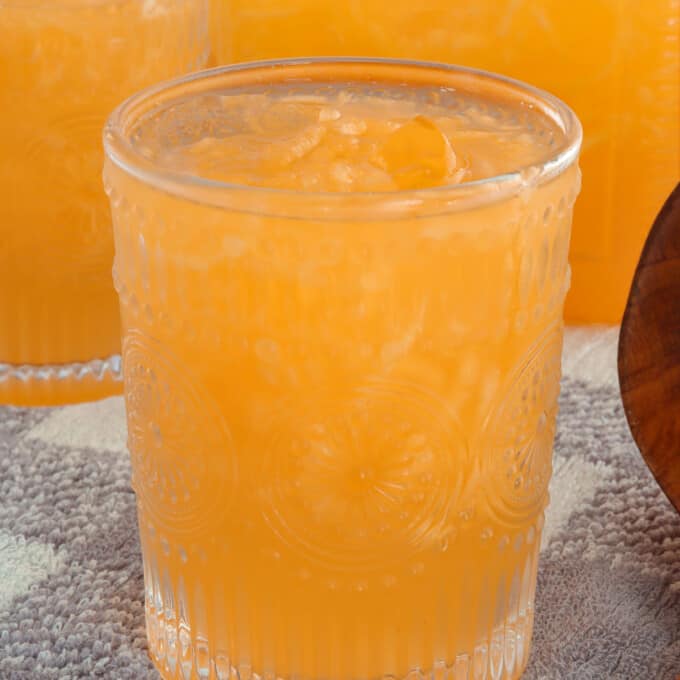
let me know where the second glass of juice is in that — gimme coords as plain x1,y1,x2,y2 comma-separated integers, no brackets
104,59,581,680
0,0,208,405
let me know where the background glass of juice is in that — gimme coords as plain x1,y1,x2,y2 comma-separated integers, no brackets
209,0,680,323
0,0,209,406
104,59,581,680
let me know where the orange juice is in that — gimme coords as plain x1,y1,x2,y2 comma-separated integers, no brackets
0,0,208,406
210,0,680,322
104,60,581,680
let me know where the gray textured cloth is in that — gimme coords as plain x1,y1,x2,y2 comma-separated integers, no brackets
0,329,678,679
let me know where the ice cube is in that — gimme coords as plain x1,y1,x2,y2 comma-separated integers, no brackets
319,107,342,122
335,119,368,136
376,115,459,190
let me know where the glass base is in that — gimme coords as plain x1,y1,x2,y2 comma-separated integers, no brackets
140,512,542,680
0,354,123,406
148,607,533,680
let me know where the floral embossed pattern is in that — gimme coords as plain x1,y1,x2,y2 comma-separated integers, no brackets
123,332,236,536
261,380,463,570
482,325,563,526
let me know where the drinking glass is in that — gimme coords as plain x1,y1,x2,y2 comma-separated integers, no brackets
104,59,581,680
0,0,209,405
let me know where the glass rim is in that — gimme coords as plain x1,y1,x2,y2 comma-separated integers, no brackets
104,57,582,218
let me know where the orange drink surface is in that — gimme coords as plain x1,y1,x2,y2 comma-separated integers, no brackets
0,0,208,405
210,0,680,322
104,60,581,680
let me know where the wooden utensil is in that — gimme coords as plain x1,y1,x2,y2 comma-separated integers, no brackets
618,182,680,513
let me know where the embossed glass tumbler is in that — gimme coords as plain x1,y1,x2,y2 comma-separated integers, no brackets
0,0,209,406
103,59,581,680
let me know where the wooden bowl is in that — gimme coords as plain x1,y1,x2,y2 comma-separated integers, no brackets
618,182,680,513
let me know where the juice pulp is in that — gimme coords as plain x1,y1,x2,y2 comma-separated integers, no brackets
0,0,208,405
105,62,580,680
210,0,680,322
